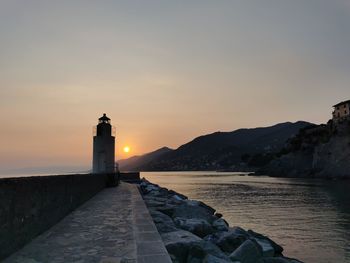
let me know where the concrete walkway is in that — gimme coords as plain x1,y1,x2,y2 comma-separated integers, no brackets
4,183,171,263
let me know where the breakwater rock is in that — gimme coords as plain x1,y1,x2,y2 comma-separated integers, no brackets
140,179,303,263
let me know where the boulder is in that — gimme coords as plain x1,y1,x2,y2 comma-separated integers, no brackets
169,190,188,200
172,203,215,223
143,184,160,193
156,204,177,217
205,229,248,254
185,200,216,215
214,213,223,218
161,230,202,262
141,181,172,198
149,210,178,233
174,217,214,238
144,199,166,208
247,230,283,255
149,210,175,225
168,195,187,205
230,226,250,237
261,257,303,263
145,189,167,198
143,196,169,203
254,238,275,257
186,241,232,263
155,221,179,234
157,187,171,197
203,255,235,263
229,239,263,263
212,218,229,232
139,180,150,191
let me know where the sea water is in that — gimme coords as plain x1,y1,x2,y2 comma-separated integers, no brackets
143,171,350,263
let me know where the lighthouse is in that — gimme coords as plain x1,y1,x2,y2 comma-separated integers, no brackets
92,113,116,174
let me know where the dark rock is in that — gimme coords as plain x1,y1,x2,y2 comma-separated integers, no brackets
161,230,202,262
149,210,178,233
254,238,275,257
229,239,263,263
145,190,165,198
156,204,177,217
174,217,214,238
158,187,171,196
144,199,166,208
155,221,179,234
169,190,188,200
247,230,283,255
205,228,248,254
185,200,216,215
168,195,187,205
149,210,174,225
203,255,233,263
230,226,250,237
214,213,223,218
172,203,215,223
143,184,160,194
262,257,304,263
262,258,288,263
212,218,229,232
143,196,168,203
186,241,231,263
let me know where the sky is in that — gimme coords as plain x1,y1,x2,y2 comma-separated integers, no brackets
1,0,350,173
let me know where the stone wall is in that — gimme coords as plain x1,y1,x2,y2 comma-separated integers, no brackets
0,173,112,260
119,172,141,183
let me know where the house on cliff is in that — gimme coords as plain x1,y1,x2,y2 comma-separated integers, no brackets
332,100,350,122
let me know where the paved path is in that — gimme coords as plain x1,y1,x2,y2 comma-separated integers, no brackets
4,183,171,263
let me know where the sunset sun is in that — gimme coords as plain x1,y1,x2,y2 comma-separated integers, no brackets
123,146,130,153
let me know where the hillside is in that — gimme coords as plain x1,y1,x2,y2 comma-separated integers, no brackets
118,147,173,171
119,121,311,171
260,119,350,178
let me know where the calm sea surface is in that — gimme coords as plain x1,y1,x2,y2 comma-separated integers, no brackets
142,171,350,263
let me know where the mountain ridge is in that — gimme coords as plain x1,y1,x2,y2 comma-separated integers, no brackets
119,121,312,171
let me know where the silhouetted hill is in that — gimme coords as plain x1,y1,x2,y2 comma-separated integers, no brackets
119,147,173,171
119,121,312,171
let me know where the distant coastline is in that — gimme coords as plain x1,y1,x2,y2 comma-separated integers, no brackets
119,121,311,172
120,118,350,179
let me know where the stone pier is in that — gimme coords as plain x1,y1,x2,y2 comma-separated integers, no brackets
4,183,171,263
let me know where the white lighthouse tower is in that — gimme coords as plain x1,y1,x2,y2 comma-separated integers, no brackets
92,113,115,174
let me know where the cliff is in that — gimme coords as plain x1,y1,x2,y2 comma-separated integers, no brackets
260,119,350,178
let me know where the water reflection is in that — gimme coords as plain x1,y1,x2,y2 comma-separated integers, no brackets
143,172,350,263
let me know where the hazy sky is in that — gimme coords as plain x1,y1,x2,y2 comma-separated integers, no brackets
1,0,350,173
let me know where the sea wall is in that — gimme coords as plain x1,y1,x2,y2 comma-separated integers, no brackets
0,173,116,260
119,172,141,183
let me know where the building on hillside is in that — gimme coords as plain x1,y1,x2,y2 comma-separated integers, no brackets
332,100,350,122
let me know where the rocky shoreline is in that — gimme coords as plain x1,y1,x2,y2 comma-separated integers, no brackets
258,120,350,179
139,179,303,263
